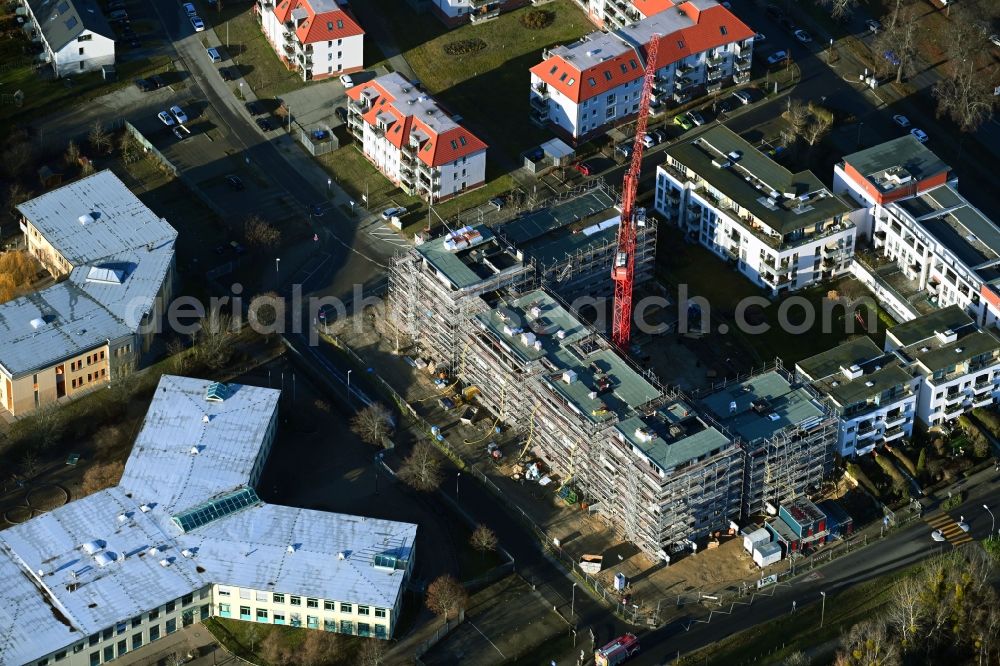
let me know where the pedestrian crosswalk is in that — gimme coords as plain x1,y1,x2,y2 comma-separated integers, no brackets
924,512,974,546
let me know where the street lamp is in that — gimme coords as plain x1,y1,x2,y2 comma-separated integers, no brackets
275,257,280,280
984,504,995,536
571,582,577,620
456,472,461,500
856,121,864,148
327,177,332,194
820,591,827,628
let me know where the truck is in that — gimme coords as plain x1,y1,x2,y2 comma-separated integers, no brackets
595,633,640,666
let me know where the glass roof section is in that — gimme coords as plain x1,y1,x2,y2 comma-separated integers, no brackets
204,382,232,402
171,487,260,533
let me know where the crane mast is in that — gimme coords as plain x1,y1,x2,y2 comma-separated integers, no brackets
611,35,660,349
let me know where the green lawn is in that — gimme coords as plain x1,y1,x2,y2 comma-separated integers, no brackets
370,0,593,163
0,55,172,123
658,228,895,366
317,146,515,235
204,617,369,665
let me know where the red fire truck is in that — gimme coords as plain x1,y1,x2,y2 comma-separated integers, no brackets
595,633,640,666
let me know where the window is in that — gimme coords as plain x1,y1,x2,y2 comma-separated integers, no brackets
340,620,353,634
37,659,49,665
549,65,557,75
116,622,127,636
375,624,387,639
290,613,302,627
306,597,319,608
132,633,142,650
559,72,567,82
239,589,251,600
375,608,386,618
78,34,91,41
604,70,612,81
255,591,268,602
131,616,141,628
240,606,251,620
218,587,231,597
587,77,596,87
273,613,285,625
358,622,371,637
148,609,159,621
102,629,113,641
358,606,370,616
219,603,231,618
149,624,160,642
90,652,100,666
182,610,194,627
79,47,84,55
103,647,114,663
273,593,285,604
341,602,352,613
256,609,269,622
117,640,127,657
165,601,176,612
307,615,319,629
324,601,335,611
290,596,301,606
324,619,337,632
88,635,99,647
606,94,615,105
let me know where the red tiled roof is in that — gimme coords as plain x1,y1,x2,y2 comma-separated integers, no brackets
530,4,753,103
630,0,674,18
349,79,488,167
271,0,363,44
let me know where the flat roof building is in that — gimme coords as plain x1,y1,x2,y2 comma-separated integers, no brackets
0,375,416,666
655,126,857,295
1,171,177,417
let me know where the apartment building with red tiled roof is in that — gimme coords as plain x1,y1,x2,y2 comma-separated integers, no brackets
257,0,363,81
346,73,488,202
530,0,754,142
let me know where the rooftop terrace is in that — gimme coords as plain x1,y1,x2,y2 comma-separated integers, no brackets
415,225,524,291
700,371,826,444
615,400,731,472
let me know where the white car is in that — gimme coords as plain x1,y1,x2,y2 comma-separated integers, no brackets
169,105,188,124
182,2,196,15
380,206,408,221
642,133,657,148
794,29,812,44
931,529,945,542
733,90,752,105
339,74,354,88
910,128,928,143
157,110,176,127
767,51,788,65
754,33,766,42
190,15,204,31
892,114,911,128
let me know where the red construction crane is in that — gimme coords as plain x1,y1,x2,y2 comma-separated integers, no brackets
611,34,660,350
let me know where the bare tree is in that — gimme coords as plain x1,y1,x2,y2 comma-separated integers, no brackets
191,313,236,370
782,98,809,136
803,107,834,146
784,652,811,666
21,449,40,478
2,140,34,179
118,132,142,164
243,215,282,250
248,291,283,338
816,0,859,21
64,140,80,168
933,57,997,133
425,574,468,622
32,403,66,451
398,441,444,492
835,618,901,666
873,5,919,83
351,403,394,448
88,121,112,155
81,460,125,496
358,638,387,666
165,337,192,374
6,181,33,215
470,524,498,555
884,575,924,649
300,630,340,665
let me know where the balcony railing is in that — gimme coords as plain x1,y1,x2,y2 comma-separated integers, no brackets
707,68,723,81
734,71,751,84
884,412,907,428
530,95,549,113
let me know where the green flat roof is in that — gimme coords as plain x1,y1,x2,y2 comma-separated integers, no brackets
915,330,1000,373
841,135,950,188
664,125,852,235
823,365,913,408
796,337,883,380
616,402,732,471
888,305,972,347
415,225,523,290
895,186,1000,269
474,290,661,423
700,371,825,444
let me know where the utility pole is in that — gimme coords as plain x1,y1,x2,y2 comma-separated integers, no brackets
819,591,826,628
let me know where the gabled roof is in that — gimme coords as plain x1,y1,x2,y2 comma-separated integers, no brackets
271,0,363,43
25,0,113,52
347,73,487,167
531,2,753,103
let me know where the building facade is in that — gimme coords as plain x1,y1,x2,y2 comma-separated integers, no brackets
0,376,416,666
404,0,529,26
346,73,487,202
884,306,1000,426
529,1,754,141
796,337,919,458
22,0,115,77
1,170,176,417
258,0,363,80
655,126,857,295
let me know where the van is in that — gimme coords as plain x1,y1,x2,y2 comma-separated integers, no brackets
108,9,128,19
207,46,222,63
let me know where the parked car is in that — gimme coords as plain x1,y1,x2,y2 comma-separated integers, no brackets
865,19,882,33
910,128,928,143
573,162,592,176
225,175,244,191
207,46,222,63
686,111,704,126
150,74,166,89
256,117,274,131
172,125,190,140
991,34,1000,48
245,100,262,116
766,51,788,65
931,529,945,542
616,143,633,159
488,196,505,210
134,78,153,92
380,206,407,220
650,127,668,143
190,15,205,32
673,113,694,130
884,50,900,66
642,133,657,149
892,114,911,128
157,110,175,126
220,67,234,81
339,74,354,88
108,9,128,20
754,33,766,42
716,97,737,113
335,106,348,122
793,29,812,43
182,2,196,15
169,105,188,124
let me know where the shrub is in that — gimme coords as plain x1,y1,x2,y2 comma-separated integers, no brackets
443,38,487,56
941,490,965,511
847,462,878,496
886,445,917,477
874,454,907,496
973,408,1000,440
520,9,554,29
916,447,927,478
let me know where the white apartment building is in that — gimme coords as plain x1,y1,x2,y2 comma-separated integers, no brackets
404,0,527,26
1,170,176,417
22,0,115,77
346,72,488,202
796,337,920,458
885,306,1000,426
570,0,685,30
0,376,417,666
654,125,857,295
529,0,754,141
833,135,954,241
258,0,363,81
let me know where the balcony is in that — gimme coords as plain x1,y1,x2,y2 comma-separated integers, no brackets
707,67,723,81
734,71,751,84
673,91,692,104
282,43,294,55
706,54,726,67
735,57,751,71
974,379,995,392
706,81,723,92
530,94,549,113
856,425,879,440
943,392,966,406
675,77,697,91
973,395,995,408
675,64,695,78
884,412,908,428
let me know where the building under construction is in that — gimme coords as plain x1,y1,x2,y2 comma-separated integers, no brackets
387,183,658,373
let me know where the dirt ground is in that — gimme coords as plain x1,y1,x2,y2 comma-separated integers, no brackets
420,575,570,666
